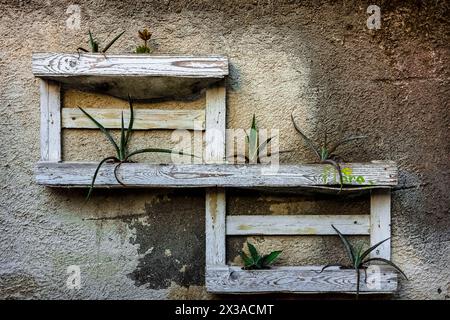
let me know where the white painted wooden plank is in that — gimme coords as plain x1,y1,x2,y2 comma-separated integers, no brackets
204,85,226,164
62,108,205,130
32,54,229,100
35,162,398,187
206,266,398,293
40,80,50,161
205,190,226,266
226,215,370,235
205,84,227,267
370,189,391,259
32,53,228,78
39,79,61,161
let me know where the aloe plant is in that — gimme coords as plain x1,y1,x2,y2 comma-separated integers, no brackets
240,242,282,270
321,225,407,297
291,113,366,189
79,96,191,199
229,114,288,164
135,28,152,53
77,30,125,53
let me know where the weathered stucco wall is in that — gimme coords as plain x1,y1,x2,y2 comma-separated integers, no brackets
0,0,449,299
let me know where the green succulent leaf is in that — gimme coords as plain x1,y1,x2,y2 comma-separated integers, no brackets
256,136,273,159
322,159,343,191
247,242,260,263
125,95,134,147
78,107,120,157
120,112,126,160
363,258,408,280
135,45,151,54
86,156,119,200
102,30,125,53
328,135,367,155
319,264,346,273
125,148,194,161
88,30,98,52
355,268,361,298
248,114,258,163
359,237,390,263
291,113,321,160
240,251,254,267
332,224,355,264
261,251,282,266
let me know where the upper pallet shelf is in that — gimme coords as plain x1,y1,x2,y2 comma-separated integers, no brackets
32,53,229,100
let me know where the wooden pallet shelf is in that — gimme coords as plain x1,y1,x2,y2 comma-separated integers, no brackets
32,53,228,100
35,161,397,188
33,53,401,295
206,266,398,294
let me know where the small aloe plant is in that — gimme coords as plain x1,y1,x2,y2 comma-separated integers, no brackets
77,30,125,53
79,96,191,199
240,242,282,270
229,114,288,164
321,225,407,297
291,113,366,189
135,28,152,53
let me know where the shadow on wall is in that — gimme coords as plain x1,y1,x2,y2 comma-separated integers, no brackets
127,189,206,289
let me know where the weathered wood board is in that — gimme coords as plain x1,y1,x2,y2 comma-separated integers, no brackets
40,80,61,161
204,84,227,266
32,53,229,100
206,266,398,293
370,189,391,259
226,215,370,235
62,107,205,130
35,162,398,187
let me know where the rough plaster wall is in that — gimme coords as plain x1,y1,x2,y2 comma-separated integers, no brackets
0,0,449,299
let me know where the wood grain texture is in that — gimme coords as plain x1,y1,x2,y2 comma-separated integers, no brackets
226,215,370,235
206,266,398,293
205,84,227,266
204,85,226,164
35,162,398,187
206,189,226,265
370,189,391,259
32,53,229,100
40,80,61,161
62,107,205,130
32,53,228,77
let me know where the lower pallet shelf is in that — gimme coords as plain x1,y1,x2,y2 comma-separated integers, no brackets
206,265,398,294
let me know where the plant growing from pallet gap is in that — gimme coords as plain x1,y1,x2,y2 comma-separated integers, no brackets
79,95,192,199
320,225,407,298
291,113,366,190
228,114,289,164
240,242,282,270
135,28,153,53
77,30,125,53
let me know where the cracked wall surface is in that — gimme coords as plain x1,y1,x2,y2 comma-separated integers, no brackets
0,0,449,299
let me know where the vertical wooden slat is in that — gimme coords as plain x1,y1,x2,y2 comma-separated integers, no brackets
370,189,391,259
205,82,226,267
40,79,61,161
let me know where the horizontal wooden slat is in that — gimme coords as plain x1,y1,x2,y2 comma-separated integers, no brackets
32,53,228,78
32,54,229,100
206,266,398,294
226,215,370,235
35,162,397,188
62,108,205,130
